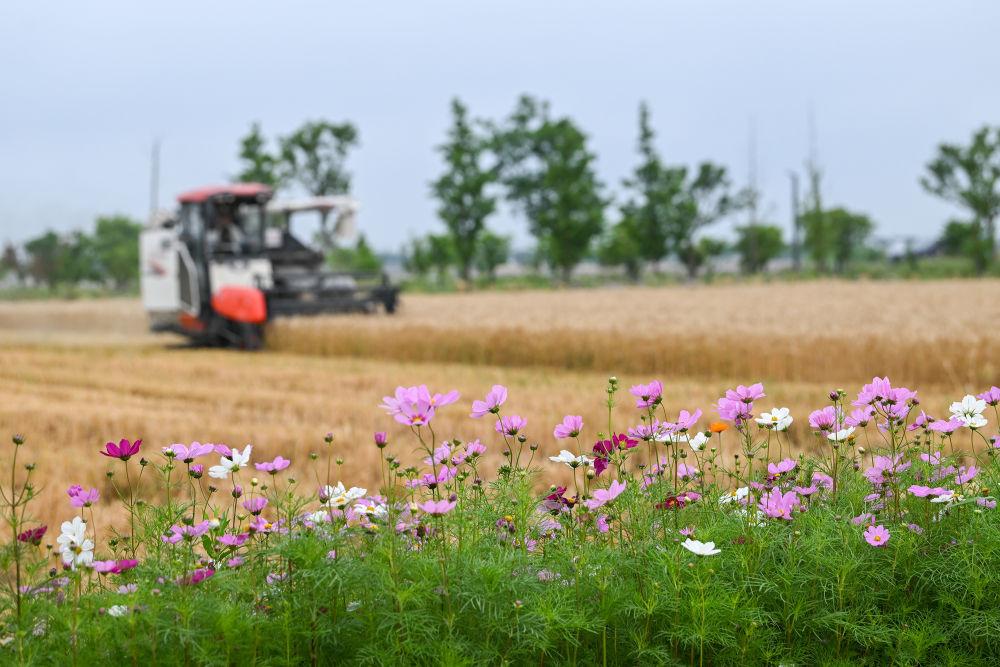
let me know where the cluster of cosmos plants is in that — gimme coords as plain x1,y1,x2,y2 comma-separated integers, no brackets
2,376,1000,664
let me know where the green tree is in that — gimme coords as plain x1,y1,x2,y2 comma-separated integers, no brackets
801,207,832,273
60,231,101,285
328,234,382,273
618,102,685,276
474,230,510,283
495,96,606,283
236,122,282,188
280,120,360,196
734,224,784,274
598,217,643,282
403,238,434,278
938,219,984,262
425,234,455,285
921,126,1000,274
828,208,874,274
666,163,745,280
431,99,498,283
0,241,23,283
93,215,142,289
24,231,64,288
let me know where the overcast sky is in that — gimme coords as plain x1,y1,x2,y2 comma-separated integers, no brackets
0,1,996,251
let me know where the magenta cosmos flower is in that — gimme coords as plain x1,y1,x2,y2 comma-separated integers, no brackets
629,381,663,408
553,415,583,439
864,524,890,547
767,458,797,477
470,384,508,418
373,432,388,447
255,456,290,474
242,497,268,515
725,383,765,404
92,559,138,574
496,415,527,436
418,499,457,516
17,526,47,545
100,438,142,461
584,480,626,510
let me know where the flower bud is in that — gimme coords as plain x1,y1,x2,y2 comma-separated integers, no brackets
12,434,25,446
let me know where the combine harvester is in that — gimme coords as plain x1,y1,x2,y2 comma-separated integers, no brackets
140,183,398,349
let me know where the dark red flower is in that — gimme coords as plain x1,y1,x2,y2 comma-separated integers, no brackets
655,495,685,510
100,438,142,461
542,486,576,512
17,525,47,545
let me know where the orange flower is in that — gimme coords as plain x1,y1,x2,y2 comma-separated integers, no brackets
709,421,729,434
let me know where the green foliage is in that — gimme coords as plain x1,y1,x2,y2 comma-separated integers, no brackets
431,99,499,282
803,207,875,275
735,224,785,274
21,216,142,291
327,234,382,273
235,121,283,188
474,230,510,283
598,217,643,282
496,95,607,282
280,120,360,196
922,125,1000,274
92,216,142,289
667,163,746,280
617,103,686,275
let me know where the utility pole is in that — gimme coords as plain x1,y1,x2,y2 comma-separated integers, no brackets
149,139,161,217
746,115,760,273
789,172,801,272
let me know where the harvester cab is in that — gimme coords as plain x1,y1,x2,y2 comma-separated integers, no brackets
140,183,398,349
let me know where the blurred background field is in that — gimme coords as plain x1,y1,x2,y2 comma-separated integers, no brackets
3,278,998,530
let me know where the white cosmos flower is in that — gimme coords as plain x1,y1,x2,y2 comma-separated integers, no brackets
950,395,988,429
323,483,367,508
208,445,253,479
930,491,956,504
107,605,128,617
352,501,388,520
827,427,856,442
549,450,593,467
719,486,749,505
57,516,94,570
688,432,709,452
755,407,793,431
681,538,721,556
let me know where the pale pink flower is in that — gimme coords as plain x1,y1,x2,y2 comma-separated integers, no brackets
584,480,627,510
471,385,508,418
418,499,457,515
629,381,663,408
553,415,583,439
864,524,890,547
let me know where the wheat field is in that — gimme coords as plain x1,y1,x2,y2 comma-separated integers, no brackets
2,279,998,532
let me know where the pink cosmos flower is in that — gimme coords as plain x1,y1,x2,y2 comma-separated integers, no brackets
627,420,670,442
812,472,834,489
920,451,943,465
374,432,387,447
418,499,457,515
553,415,584,439
495,415,527,436
928,418,963,434
725,383,765,404
758,489,800,520
255,456,290,473
162,521,211,544
767,458,797,477
955,466,978,484
100,438,142,461
93,559,138,574
794,485,818,496
716,397,752,423
595,515,610,533
584,480,627,510
852,512,874,526
423,443,452,466
165,442,214,462
679,526,695,537
227,557,245,568
854,377,893,406
396,399,436,427
676,463,699,480
464,440,487,457
908,485,951,498
242,497,268,515
381,385,459,415
67,485,99,508
218,533,249,547
181,568,215,585
977,386,1000,406
864,524,890,547
629,381,663,408
977,498,997,509
669,409,702,433
907,411,934,432
470,384,508,418
808,407,838,432
845,406,874,428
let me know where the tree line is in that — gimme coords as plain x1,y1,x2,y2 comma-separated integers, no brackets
1,216,142,291
413,98,1000,285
